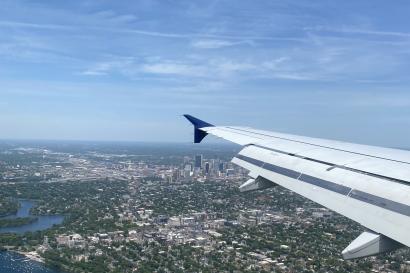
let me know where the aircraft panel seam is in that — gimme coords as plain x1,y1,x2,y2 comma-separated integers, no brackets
248,144,410,186
227,127,410,165
234,154,410,217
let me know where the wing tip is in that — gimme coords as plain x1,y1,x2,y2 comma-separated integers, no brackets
183,114,214,128
183,114,214,143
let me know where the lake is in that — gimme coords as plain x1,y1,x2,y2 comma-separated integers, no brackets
0,200,65,272
0,251,62,273
0,200,64,234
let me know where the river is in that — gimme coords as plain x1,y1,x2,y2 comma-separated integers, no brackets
0,200,65,273
0,200,64,234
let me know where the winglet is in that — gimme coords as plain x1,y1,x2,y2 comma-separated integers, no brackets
183,115,214,143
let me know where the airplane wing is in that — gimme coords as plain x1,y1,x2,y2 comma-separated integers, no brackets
184,114,410,259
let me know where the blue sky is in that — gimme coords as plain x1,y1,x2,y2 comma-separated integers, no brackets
1,0,410,146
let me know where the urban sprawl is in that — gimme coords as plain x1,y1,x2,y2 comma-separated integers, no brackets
0,142,409,273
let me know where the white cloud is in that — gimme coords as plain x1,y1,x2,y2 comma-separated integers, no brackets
81,69,107,76
211,59,257,77
81,58,134,76
141,63,205,77
92,10,138,24
0,20,72,30
306,26,410,39
271,72,316,81
0,19,305,42
82,55,317,82
82,63,112,76
191,39,245,49
140,58,260,79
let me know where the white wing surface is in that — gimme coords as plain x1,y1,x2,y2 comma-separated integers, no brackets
184,115,410,259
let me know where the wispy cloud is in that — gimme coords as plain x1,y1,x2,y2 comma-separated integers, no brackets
92,10,138,24
83,58,256,79
191,39,252,49
81,57,135,76
0,20,305,42
306,26,410,39
81,55,321,82
0,20,72,30
141,62,206,77
81,64,113,76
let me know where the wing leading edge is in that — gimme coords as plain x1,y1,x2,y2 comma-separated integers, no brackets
184,115,410,259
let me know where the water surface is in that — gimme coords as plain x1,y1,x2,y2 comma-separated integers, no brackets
0,251,63,273
0,200,64,234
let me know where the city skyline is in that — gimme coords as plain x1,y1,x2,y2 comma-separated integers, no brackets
1,1,410,147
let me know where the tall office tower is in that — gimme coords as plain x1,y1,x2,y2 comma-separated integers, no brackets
195,155,203,169
219,162,225,172
184,164,193,172
205,162,210,174
210,159,215,170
